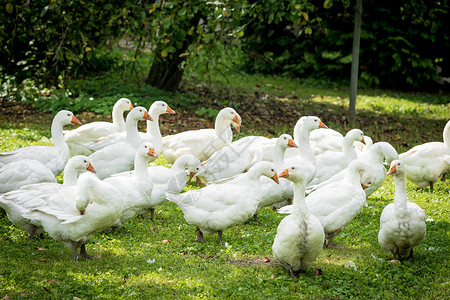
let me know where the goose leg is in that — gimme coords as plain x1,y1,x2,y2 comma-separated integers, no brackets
408,248,414,259
196,227,205,242
253,214,258,223
327,236,346,249
80,243,91,259
429,182,434,191
441,173,446,181
289,268,298,279
71,242,80,261
27,225,37,241
217,231,223,244
150,208,155,220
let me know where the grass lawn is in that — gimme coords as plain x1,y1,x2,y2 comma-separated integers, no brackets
0,72,449,299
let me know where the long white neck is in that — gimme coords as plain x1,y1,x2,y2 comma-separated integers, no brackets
342,136,357,160
345,162,364,186
112,104,127,131
135,154,150,175
146,114,162,155
272,144,286,171
215,116,233,144
63,162,80,186
292,180,311,220
444,121,450,147
393,171,408,218
125,117,142,146
296,126,314,162
51,119,69,155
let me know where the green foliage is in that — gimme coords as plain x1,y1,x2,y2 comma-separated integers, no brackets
241,0,450,90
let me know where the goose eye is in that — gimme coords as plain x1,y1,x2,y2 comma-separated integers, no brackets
67,113,71,116
292,167,295,170
368,182,372,185
196,167,199,171
271,169,274,172
84,160,87,163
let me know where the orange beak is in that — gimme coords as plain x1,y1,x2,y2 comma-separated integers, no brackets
166,106,176,114
319,121,327,129
387,164,397,175
288,139,298,148
188,172,197,181
148,148,157,157
279,168,289,178
271,173,279,184
232,115,241,126
86,163,96,173
143,111,153,121
71,116,82,125
129,104,134,110
361,136,366,145
361,184,369,190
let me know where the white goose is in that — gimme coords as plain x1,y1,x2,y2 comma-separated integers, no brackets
309,128,344,156
272,164,324,278
138,154,201,219
378,160,426,261
0,155,96,240
308,129,365,187
399,120,450,190
87,101,175,156
0,110,81,176
88,106,152,179
307,141,399,197
104,142,157,229
166,161,279,243
280,160,374,248
284,116,328,185
24,172,122,260
64,98,134,156
162,107,241,164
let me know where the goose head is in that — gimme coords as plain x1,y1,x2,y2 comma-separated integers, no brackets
68,155,96,173
218,107,242,133
128,106,152,122
116,98,134,111
185,155,202,181
55,110,81,126
387,159,406,176
277,134,298,149
293,116,327,140
149,101,176,117
278,164,308,184
346,129,365,144
137,142,157,158
249,161,279,184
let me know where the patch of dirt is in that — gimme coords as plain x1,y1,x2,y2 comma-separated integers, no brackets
229,257,281,267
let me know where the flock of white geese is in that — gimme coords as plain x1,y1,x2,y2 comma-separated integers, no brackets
0,98,448,278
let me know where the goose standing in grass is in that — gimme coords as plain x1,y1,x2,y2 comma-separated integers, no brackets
307,141,399,197
88,106,152,179
284,116,328,185
87,101,175,156
162,107,241,164
378,160,426,261
399,120,450,190
272,165,324,278
0,155,96,240
64,98,134,156
279,160,374,248
0,110,81,176
104,142,157,229
308,129,365,187
138,154,201,219
24,172,122,260
166,161,279,244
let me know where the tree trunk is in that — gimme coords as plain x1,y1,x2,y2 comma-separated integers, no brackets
349,0,362,124
145,52,186,93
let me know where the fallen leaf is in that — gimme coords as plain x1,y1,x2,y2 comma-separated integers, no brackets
73,297,81,300
161,239,170,244
122,278,127,284
263,257,271,263
92,254,102,259
39,259,47,262
270,274,275,279
2,295,11,300
315,268,323,276
167,280,174,283
34,247,46,251
48,279,57,284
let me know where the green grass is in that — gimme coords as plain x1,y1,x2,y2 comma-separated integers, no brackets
1,72,449,299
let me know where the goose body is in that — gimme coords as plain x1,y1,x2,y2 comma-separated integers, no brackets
104,143,156,228
378,160,426,260
272,165,324,277
166,161,279,243
309,128,344,156
280,160,374,248
88,106,152,179
307,142,399,197
308,129,365,187
399,120,450,189
161,107,241,163
24,172,123,260
0,110,81,176
65,98,134,156
0,155,96,239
